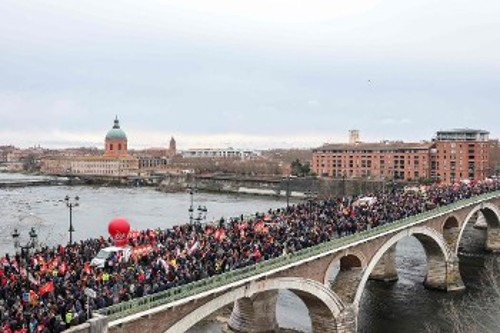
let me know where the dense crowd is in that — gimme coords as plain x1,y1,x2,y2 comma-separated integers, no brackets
0,179,499,332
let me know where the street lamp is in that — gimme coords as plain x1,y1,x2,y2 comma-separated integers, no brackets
195,205,208,225
342,172,346,197
64,195,79,245
283,175,290,208
188,187,195,224
305,190,317,215
12,227,38,288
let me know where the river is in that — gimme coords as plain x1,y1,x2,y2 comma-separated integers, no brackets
0,173,288,255
0,173,498,333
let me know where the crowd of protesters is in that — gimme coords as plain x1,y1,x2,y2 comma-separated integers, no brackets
0,179,499,332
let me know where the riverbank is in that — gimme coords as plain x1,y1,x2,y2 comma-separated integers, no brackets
3,170,389,199
159,173,388,199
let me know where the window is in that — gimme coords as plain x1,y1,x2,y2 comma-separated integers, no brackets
110,144,113,151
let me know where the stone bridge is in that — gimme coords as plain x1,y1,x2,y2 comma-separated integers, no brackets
99,191,500,333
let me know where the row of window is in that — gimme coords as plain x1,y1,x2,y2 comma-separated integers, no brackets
327,170,421,179
316,160,424,168
316,149,428,154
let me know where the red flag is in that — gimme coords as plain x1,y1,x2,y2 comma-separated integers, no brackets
38,281,54,295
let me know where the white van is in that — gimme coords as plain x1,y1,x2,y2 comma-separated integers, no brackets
90,246,132,268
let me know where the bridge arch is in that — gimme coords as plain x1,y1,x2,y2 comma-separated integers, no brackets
442,214,461,249
323,250,367,305
455,202,500,254
353,226,453,307
442,214,460,230
166,277,345,333
323,250,367,285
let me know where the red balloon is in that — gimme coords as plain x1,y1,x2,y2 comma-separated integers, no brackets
108,217,131,247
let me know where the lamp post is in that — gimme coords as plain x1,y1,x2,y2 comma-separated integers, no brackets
285,175,290,208
195,205,208,225
64,195,79,245
342,172,346,197
188,187,195,225
305,190,316,216
12,227,38,288
188,186,208,226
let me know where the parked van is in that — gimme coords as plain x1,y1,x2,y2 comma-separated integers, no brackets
90,246,132,268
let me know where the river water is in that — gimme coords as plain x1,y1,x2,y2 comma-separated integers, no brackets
0,173,498,333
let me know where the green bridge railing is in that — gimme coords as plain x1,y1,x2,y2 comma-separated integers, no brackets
102,190,500,322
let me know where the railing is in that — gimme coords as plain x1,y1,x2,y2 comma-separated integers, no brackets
102,190,500,321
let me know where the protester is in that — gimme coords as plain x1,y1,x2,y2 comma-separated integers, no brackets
0,179,498,332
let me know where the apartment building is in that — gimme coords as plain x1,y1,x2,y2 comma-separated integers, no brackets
313,142,432,181
312,129,490,184
431,129,490,183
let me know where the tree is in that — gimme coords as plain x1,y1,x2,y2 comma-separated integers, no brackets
22,153,39,172
291,159,311,177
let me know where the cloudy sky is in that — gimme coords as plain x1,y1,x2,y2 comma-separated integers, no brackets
0,0,499,150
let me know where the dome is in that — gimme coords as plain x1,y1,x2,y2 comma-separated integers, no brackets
105,117,127,140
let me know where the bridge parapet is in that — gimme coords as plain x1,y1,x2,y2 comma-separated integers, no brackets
103,190,500,326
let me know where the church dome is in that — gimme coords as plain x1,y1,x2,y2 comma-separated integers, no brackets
105,117,127,140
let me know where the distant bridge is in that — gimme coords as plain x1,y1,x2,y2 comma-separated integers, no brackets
92,191,500,333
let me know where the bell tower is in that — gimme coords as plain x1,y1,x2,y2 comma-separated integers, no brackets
169,136,177,156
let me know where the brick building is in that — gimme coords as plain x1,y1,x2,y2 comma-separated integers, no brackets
312,129,491,184
312,142,432,181
431,129,490,183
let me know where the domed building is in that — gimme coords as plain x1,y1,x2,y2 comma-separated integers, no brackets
40,116,139,176
104,116,129,157
40,116,179,177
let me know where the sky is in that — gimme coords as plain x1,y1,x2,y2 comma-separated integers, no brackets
0,0,499,150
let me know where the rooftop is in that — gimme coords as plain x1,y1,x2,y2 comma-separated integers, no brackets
315,142,433,152
436,128,489,134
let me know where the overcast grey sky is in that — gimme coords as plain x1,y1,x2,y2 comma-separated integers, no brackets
0,0,499,149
